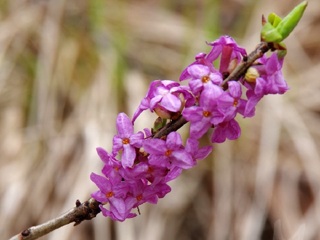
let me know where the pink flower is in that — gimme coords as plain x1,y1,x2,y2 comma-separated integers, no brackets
182,85,225,139
143,132,194,170
217,81,250,119
206,35,246,75
96,147,124,182
179,52,213,81
132,80,194,122
186,64,223,96
113,113,144,168
185,138,213,163
90,173,136,221
243,53,288,116
211,119,241,143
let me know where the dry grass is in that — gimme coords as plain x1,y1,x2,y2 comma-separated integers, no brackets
1,0,320,239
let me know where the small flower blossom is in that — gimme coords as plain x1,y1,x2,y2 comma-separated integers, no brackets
150,181,172,198
244,53,288,95
129,180,171,208
103,197,137,222
244,90,261,117
121,161,168,184
164,166,183,182
206,36,247,75
143,132,194,170
113,113,144,168
185,138,213,163
211,119,241,143
90,173,128,201
96,147,123,182
186,64,223,95
182,85,225,139
90,173,136,221
149,80,183,112
217,81,251,119
243,53,288,115
257,53,288,95
132,80,193,122
179,52,212,81
129,179,158,207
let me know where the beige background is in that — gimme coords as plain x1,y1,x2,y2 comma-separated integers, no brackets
0,0,319,239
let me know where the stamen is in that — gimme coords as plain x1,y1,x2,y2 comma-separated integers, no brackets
202,76,210,83
233,99,238,107
148,166,154,173
165,149,172,156
136,194,143,201
203,111,211,117
106,191,114,198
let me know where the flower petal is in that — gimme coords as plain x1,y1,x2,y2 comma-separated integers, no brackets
96,147,111,164
143,138,167,155
90,173,111,193
121,144,136,168
161,94,181,112
116,113,133,136
166,132,182,150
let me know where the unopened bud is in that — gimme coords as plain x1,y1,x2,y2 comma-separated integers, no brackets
154,106,172,119
245,67,260,83
261,1,307,43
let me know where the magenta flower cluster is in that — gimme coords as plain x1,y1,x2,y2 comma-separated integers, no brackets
90,36,288,221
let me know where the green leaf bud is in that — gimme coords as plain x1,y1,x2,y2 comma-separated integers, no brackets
275,1,308,40
261,22,283,43
261,1,307,43
268,13,282,27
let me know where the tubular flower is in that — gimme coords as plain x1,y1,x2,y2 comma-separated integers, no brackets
186,64,223,96
132,80,194,122
143,132,194,170
206,35,247,75
182,85,225,139
113,113,144,168
243,52,288,116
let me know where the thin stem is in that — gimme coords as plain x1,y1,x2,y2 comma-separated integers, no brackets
222,42,270,86
9,198,101,240
153,115,188,139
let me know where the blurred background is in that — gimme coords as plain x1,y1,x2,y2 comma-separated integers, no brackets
0,0,319,239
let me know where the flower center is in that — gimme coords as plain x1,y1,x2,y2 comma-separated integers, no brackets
202,76,210,83
136,194,143,201
165,149,172,156
106,191,114,198
147,166,154,174
122,138,130,145
203,111,211,117
233,99,238,107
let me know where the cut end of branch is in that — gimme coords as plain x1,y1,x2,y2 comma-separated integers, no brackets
73,198,101,226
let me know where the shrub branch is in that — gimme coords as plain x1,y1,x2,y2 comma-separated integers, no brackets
8,41,271,240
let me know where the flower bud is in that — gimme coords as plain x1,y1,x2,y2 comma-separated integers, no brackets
276,1,307,41
154,105,172,119
245,67,260,83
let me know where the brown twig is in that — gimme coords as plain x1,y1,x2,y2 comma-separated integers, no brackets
221,42,270,87
9,198,101,240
